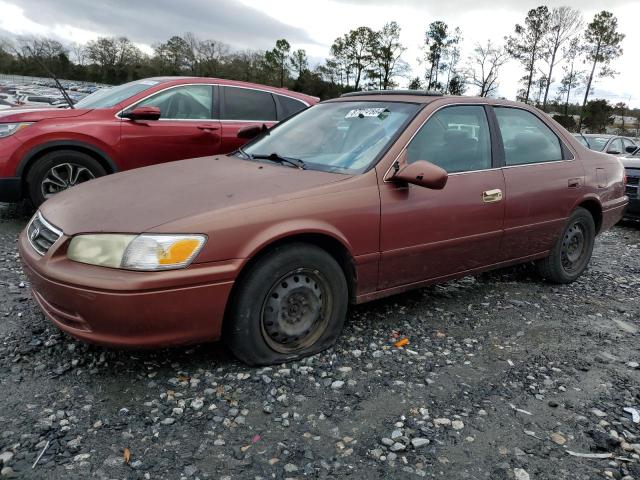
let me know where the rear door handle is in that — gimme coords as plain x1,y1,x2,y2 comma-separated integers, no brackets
482,189,503,203
197,125,219,131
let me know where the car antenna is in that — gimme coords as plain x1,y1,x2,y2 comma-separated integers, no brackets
26,46,75,109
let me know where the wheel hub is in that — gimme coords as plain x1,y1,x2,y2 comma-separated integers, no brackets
41,163,95,198
261,269,330,353
561,222,586,271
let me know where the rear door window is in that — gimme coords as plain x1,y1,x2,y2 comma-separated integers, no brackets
494,107,563,165
222,86,277,121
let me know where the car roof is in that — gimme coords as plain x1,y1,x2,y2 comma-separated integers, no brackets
147,76,318,103
326,92,538,109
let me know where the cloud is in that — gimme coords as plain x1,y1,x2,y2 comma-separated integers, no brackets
3,0,316,50
333,0,635,14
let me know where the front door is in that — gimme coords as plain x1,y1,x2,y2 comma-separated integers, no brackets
378,104,505,290
119,84,221,169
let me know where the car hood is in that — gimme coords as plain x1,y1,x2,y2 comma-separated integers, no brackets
40,156,351,235
0,107,92,122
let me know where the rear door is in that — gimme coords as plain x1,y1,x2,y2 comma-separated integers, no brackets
494,106,584,259
378,104,505,289
219,86,278,153
118,84,221,169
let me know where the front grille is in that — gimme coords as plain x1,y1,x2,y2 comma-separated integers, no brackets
627,176,639,186
27,212,62,255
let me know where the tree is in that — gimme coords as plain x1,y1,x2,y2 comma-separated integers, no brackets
154,35,193,74
557,37,584,116
613,102,628,134
581,11,625,112
196,39,229,77
86,36,142,82
329,37,351,86
422,21,454,91
552,114,577,131
540,7,582,111
264,39,290,87
333,27,376,90
467,40,508,97
408,77,423,90
447,75,465,95
442,28,462,94
290,49,308,79
582,99,612,133
370,21,407,90
505,6,551,103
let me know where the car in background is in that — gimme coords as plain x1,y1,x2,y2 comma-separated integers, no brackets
19,92,627,365
620,147,640,220
573,133,637,155
0,77,317,206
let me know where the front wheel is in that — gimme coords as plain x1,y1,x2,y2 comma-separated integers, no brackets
26,150,107,207
224,243,348,366
536,207,596,283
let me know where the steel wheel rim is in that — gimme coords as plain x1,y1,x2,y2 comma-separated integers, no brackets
41,163,95,198
260,268,332,354
561,221,586,273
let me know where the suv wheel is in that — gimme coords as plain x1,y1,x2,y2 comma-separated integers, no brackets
26,150,107,207
224,243,348,366
536,207,596,283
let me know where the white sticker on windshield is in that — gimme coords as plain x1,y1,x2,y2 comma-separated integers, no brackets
137,80,159,86
345,107,388,119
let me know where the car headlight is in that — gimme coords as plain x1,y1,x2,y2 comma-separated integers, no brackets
0,122,33,138
67,234,206,271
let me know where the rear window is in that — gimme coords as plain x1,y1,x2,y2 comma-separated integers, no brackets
222,86,276,121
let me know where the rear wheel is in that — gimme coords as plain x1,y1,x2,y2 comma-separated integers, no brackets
536,207,596,283
26,150,107,207
224,243,348,366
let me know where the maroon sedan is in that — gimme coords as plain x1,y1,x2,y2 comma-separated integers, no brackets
0,77,317,206
19,92,627,365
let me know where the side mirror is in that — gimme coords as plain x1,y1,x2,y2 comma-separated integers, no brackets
625,145,638,154
393,159,448,190
237,124,268,139
122,106,161,121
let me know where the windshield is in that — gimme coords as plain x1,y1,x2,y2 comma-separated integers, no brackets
585,136,609,151
241,101,421,173
75,79,162,109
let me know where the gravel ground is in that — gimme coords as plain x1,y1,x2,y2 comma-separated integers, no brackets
1,201,639,480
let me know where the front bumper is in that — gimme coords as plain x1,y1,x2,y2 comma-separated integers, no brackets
0,177,22,202
19,229,238,348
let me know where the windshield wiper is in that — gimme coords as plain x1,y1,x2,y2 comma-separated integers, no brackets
251,153,306,170
236,146,252,159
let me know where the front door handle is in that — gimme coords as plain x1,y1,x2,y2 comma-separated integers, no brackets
197,125,219,131
482,189,503,203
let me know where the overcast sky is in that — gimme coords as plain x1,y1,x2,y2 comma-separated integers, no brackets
1,0,638,107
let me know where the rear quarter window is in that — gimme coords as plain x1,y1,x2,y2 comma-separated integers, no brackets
276,95,307,120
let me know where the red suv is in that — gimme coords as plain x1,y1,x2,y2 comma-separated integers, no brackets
0,77,317,206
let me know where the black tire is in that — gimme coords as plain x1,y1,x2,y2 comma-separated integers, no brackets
26,150,107,207
224,243,348,366
536,207,596,284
